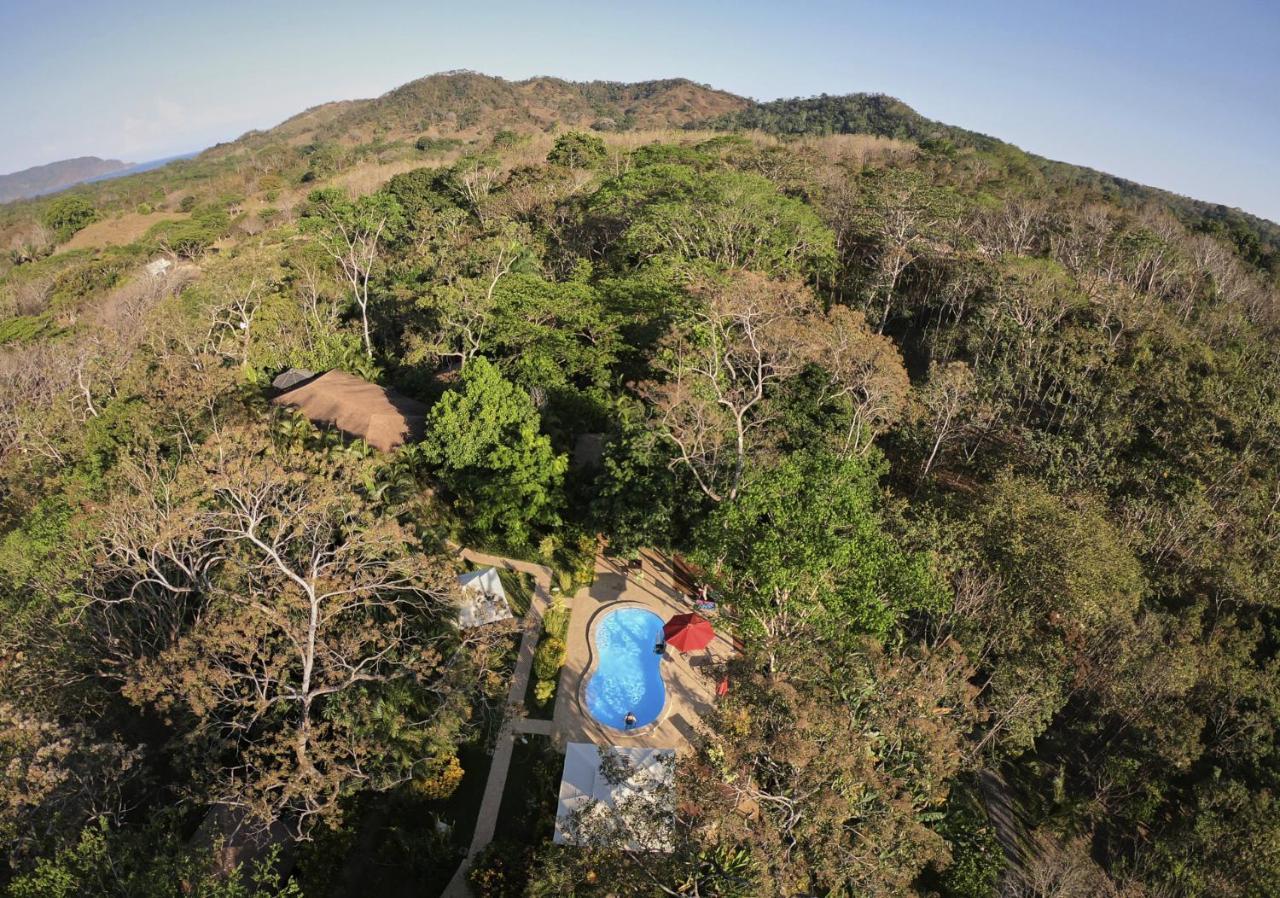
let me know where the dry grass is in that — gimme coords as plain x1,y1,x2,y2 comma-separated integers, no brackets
57,211,188,253
328,158,445,197
796,133,919,167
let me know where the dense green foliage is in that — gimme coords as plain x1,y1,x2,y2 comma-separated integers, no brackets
419,357,567,547
41,195,98,242
1,71,1277,898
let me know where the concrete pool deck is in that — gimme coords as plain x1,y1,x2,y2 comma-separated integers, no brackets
552,549,736,751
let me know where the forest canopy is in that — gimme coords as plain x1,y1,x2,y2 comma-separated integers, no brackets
0,71,1277,898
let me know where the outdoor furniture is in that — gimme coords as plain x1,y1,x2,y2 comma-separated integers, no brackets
662,613,715,653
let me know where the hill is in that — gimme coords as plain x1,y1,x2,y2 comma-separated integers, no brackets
0,155,132,203
0,71,1278,897
225,71,751,151
699,92,1280,270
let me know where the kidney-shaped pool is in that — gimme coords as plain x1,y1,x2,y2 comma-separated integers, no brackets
585,607,666,730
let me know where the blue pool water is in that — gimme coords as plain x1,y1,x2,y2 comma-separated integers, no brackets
585,607,666,730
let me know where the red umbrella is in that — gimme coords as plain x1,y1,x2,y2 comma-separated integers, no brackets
663,613,715,652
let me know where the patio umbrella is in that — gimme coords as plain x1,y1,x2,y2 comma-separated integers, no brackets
663,613,715,652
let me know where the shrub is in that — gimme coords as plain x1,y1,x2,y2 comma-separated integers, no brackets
537,534,558,564
50,257,125,307
533,636,566,682
409,754,464,800
491,129,522,149
556,569,574,594
145,205,229,259
542,599,569,641
42,195,98,242
178,195,197,212
547,131,607,169
468,839,531,898
533,679,556,707
415,135,463,154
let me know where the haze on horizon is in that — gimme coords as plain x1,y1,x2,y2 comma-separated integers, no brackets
1,0,1277,221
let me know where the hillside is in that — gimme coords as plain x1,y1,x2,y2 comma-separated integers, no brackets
0,155,132,203
700,92,1280,271
0,69,1278,898
226,71,750,150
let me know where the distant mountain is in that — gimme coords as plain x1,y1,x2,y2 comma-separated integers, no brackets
0,156,133,203
221,71,751,151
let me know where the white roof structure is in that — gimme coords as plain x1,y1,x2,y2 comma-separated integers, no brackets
456,567,513,629
554,742,675,851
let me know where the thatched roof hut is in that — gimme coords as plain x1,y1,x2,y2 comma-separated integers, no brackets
271,370,427,452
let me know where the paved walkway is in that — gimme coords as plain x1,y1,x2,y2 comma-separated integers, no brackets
440,547,733,897
441,549,554,898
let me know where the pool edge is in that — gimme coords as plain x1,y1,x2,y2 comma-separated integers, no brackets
576,600,672,740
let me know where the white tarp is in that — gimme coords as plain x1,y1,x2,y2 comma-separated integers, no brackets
554,742,675,850
456,567,512,628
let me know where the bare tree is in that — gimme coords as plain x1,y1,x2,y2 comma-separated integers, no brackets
914,360,999,476
88,432,468,837
643,273,814,502
305,191,398,359
444,156,502,224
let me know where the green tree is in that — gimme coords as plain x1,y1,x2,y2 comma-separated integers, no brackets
420,357,567,546
961,474,1146,756
694,449,946,644
587,164,836,278
5,817,300,898
547,131,607,168
41,196,98,242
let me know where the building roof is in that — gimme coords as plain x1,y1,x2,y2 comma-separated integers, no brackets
270,370,427,452
554,742,675,850
456,567,513,629
271,367,316,392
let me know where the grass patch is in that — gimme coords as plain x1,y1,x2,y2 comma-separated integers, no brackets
497,567,533,617
0,312,57,344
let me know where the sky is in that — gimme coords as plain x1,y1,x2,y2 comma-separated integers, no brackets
1,0,1277,220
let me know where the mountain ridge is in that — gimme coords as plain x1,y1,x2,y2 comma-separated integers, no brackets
4,71,1276,264
214,72,1279,238
0,155,133,203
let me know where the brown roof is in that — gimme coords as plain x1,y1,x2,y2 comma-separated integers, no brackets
271,370,427,452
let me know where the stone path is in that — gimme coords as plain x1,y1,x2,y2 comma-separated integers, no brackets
439,547,731,897
441,549,554,898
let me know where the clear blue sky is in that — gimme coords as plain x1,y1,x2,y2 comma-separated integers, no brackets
2,0,1277,220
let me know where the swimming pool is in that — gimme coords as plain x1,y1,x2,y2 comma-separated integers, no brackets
585,607,666,730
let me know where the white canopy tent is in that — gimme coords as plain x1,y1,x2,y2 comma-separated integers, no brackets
456,567,513,628
554,742,675,850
